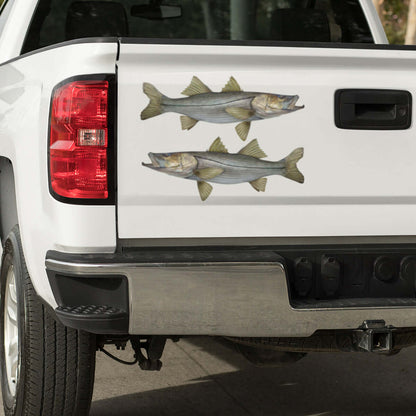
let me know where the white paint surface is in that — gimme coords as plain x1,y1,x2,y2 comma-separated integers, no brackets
117,43,416,239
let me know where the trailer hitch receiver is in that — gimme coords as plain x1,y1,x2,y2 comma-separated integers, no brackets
353,320,394,353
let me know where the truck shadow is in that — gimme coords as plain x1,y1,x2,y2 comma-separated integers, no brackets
91,364,416,416
90,338,416,416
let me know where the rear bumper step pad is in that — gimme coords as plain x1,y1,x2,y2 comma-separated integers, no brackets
56,305,128,334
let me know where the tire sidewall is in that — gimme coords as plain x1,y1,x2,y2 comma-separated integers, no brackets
0,230,27,416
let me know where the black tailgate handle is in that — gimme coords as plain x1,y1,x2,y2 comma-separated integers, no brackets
335,89,412,130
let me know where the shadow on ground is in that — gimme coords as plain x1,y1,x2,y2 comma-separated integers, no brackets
90,337,416,416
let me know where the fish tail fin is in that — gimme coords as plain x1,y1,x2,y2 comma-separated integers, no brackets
141,83,165,120
284,147,304,184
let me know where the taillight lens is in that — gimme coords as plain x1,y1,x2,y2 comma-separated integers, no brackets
49,80,109,200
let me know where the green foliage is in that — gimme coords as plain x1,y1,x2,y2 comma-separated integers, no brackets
381,0,409,44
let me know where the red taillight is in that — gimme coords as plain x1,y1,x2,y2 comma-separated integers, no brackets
49,80,109,200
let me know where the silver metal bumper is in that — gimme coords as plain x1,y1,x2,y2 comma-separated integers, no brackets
45,259,416,337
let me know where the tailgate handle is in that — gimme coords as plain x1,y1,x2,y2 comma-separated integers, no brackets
335,89,412,130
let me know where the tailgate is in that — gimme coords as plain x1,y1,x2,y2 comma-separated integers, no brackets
116,43,416,240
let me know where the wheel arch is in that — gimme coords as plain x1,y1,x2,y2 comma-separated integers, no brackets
0,157,18,245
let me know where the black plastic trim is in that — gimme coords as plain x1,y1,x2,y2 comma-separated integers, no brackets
46,249,282,265
292,298,416,309
335,89,412,130
47,269,129,334
114,65,120,239
55,305,128,334
0,0,9,13
117,236,416,251
47,74,116,205
47,243,416,265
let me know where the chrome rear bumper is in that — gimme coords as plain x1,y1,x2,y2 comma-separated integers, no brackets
45,251,416,337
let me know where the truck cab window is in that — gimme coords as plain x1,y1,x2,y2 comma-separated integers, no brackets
22,0,374,54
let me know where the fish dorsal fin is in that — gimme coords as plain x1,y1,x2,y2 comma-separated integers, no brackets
182,76,212,96
195,168,224,180
197,181,213,201
250,178,267,192
239,139,267,159
226,107,254,121
222,76,242,92
209,137,228,153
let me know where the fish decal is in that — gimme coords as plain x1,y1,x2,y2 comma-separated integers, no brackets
142,138,304,201
140,76,304,141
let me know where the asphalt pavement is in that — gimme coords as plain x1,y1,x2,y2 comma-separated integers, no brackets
91,337,416,416
2,337,416,415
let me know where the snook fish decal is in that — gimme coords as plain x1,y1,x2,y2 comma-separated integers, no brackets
141,76,304,141
142,138,304,201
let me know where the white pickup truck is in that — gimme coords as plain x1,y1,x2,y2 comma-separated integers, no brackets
1,0,416,415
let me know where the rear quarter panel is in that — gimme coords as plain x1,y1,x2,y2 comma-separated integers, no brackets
0,42,118,306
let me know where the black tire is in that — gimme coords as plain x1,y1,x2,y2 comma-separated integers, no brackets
0,226,96,416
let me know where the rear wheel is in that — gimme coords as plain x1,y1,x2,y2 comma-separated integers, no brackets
0,227,96,416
